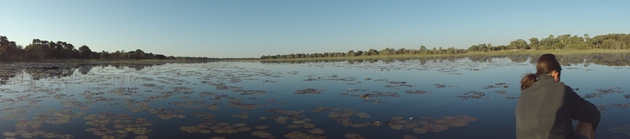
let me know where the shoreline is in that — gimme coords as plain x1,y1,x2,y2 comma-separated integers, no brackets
260,49,630,61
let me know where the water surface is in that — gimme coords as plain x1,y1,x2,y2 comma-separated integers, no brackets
1,54,629,139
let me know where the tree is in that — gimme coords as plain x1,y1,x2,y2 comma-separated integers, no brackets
0,36,22,61
346,50,355,57
100,51,110,59
468,44,480,51
135,49,146,59
509,39,529,50
379,48,392,56
367,49,378,56
355,50,363,56
529,38,540,50
419,45,428,54
79,45,92,58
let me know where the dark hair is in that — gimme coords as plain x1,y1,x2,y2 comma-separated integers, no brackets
521,74,537,90
520,54,562,90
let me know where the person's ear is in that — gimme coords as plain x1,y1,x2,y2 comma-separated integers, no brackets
550,70,560,82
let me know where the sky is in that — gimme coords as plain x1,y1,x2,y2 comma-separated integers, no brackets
1,0,630,58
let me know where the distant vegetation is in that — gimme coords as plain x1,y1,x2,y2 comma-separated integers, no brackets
260,33,630,59
3,33,629,62
0,36,226,62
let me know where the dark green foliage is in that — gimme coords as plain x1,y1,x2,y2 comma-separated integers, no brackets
0,36,215,62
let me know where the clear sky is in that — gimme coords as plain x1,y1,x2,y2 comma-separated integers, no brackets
1,0,629,58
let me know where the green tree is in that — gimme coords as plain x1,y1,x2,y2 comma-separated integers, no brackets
509,39,529,49
346,50,355,57
0,36,22,61
419,45,428,54
79,45,93,58
529,38,540,50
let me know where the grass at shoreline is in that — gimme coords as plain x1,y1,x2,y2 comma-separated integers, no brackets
260,49,630,61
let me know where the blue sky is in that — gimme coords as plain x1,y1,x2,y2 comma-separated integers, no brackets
1,0,629,58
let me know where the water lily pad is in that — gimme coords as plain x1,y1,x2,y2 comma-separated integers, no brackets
308,128,325,134
3,132,16,137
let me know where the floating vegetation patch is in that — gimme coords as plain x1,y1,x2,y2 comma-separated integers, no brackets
457,91,490,100
345,89,369,93
141,83,164,90
482,82,510,89
169,98,208,109
493,90,520,100
265,109,309,125
403,134,419,139
607,125,630,136
250,130,277,139
294,88,325,94
595,103,630,113
433,84,457,88
180,122,251,135
284,131,324,139
110,87,140,97
404,90,431,95
384,81,413,89
233,89,268,95
83,112,154,138
344,133,365,139
0,105,38,120
597,104,612,113
148,108,185,120
230,112,250,119
348,91,401,101
123,100,151,112
227,100,262,110
302,74,357,83
583,87,624,99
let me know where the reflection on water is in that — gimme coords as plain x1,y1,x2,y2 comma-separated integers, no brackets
1,53,630,139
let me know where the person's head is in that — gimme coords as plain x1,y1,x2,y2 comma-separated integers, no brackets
520,54,562,90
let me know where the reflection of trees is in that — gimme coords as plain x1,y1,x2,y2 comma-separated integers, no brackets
507,54,529,63
24,67,75,80
259,53,630,67
0,63,168,83
0,66,19,84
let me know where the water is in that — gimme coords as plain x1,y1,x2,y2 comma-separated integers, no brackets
1,54,630,139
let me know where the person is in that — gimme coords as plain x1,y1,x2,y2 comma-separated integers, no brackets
515,54,600,139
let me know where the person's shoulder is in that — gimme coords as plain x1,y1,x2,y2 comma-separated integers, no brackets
561,82,572,90
560,83,578,94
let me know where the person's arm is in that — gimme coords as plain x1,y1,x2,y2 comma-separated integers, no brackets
564,86,601,130
576,121,595,139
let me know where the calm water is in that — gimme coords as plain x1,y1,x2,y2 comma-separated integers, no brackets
1,54,630,139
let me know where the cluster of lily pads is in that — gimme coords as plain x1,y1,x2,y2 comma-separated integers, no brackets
83,112,153,138
607,125,630,136
2,110,85,139
482,83,510,89
433,84,457,88
595,103,630,113
457,91,490,100
293,88,325,94
583,87,624,99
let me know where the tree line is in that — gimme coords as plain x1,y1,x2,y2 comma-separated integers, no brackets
0,36,217,62
260,33,630,59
